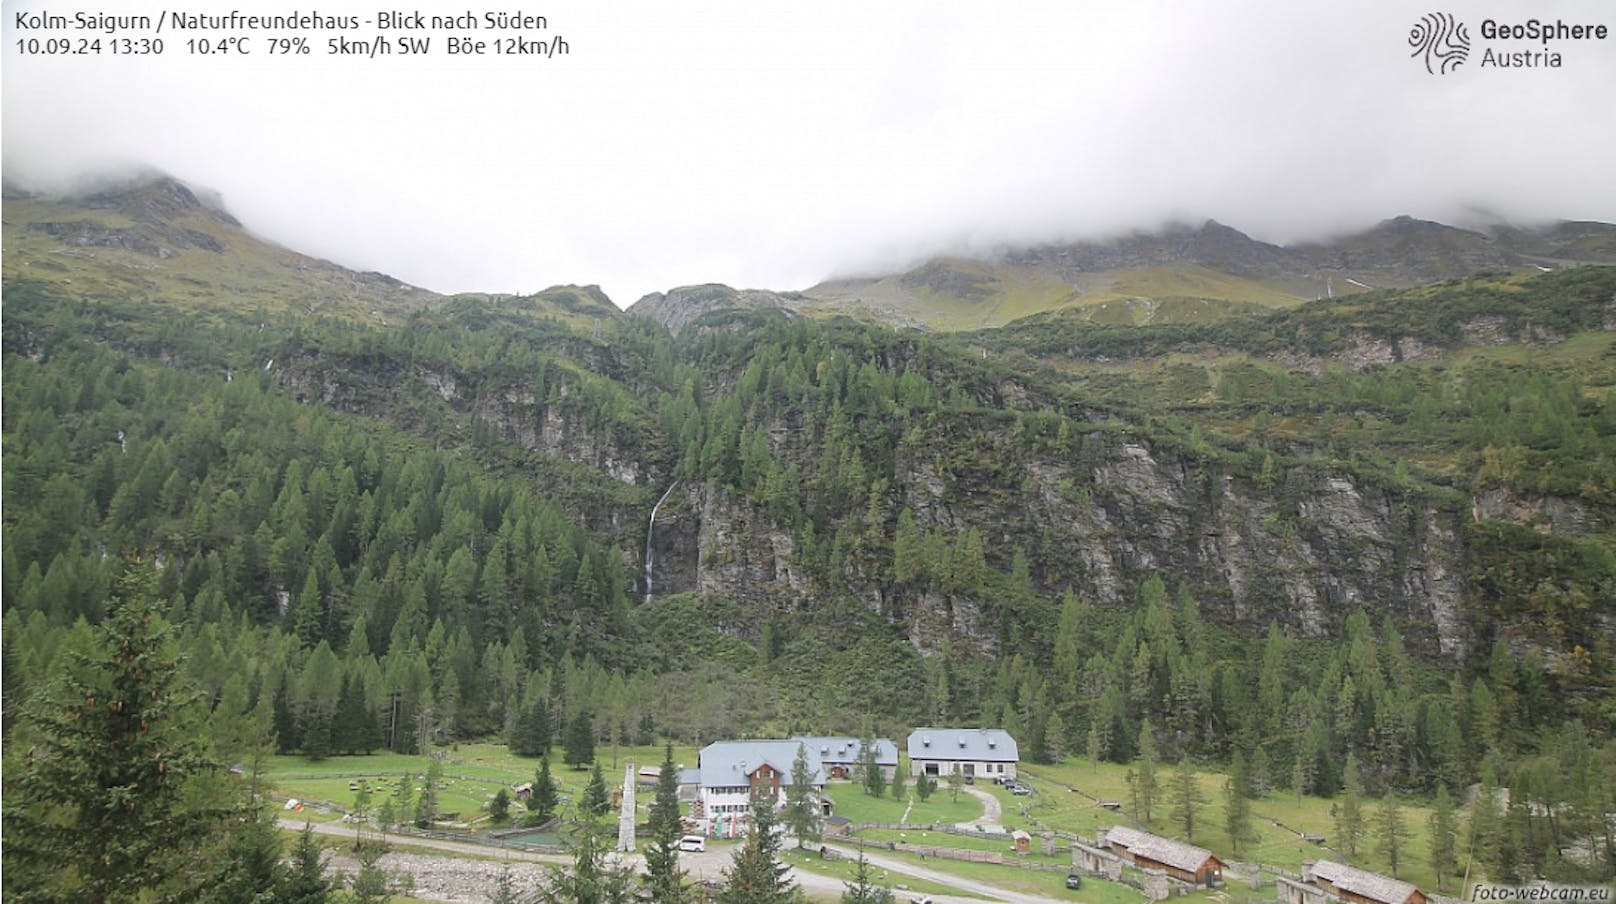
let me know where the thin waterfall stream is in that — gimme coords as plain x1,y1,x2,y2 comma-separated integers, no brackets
643,480,678,603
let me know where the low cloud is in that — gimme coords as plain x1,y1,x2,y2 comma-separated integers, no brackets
5,0,1613,304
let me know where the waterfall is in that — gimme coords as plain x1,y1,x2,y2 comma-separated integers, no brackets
643,480,678,604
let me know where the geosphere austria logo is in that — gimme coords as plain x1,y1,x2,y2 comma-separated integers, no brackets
1410,12,1471,74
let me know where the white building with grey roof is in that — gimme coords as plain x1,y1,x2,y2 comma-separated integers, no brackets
695,739,828,831
792,736,899,780
906,728,1019,781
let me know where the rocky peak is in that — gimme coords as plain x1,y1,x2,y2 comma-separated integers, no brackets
627,283,799,334
76,172,241,227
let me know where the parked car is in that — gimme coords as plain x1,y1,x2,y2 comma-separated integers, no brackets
678,835,706,852
1010,784,1032,796
910,897,934,904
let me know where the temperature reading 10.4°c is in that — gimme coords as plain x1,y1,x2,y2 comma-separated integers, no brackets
188,37,248,54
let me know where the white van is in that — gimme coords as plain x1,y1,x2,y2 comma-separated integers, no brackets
678,835,706,853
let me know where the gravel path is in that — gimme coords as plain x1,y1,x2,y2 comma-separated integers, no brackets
962,786,1003,825
822,842,1070,904
322,849,551,902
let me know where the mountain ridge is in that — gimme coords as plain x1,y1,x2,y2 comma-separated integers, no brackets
631,215,1616,333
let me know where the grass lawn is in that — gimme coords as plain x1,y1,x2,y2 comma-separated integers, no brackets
1020,758,1465,896
265,742,703,829
826,784,984,826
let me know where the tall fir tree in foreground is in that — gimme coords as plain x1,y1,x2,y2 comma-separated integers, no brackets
719,796,796,904
201,811,285,904
279,823,333,904
538,820,634,904
1,567,233,904
643,743,691,904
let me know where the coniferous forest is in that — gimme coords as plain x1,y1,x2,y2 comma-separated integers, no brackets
4,233,1615,897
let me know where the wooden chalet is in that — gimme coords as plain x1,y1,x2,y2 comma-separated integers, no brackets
1305,861,1427,904
1101,826,1225,886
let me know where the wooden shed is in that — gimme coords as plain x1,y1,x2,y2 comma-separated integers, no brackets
1101,826,1225,887
1306,861,1427,904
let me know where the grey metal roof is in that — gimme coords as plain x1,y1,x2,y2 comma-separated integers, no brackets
698,740,826,788
792,736,898,766
1310,861,1421,904
906,728,1019,762
676,768,701,786
1105,826,1220,873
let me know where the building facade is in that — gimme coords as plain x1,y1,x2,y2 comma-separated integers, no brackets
906,728,1019,780
792,736,898,780
1101,826,1225,887
1291,861,1427,904
695,739,827,827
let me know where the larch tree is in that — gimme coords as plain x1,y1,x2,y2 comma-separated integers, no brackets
1169,759,1208,842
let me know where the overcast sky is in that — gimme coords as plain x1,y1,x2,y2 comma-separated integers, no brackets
5,0,1615,304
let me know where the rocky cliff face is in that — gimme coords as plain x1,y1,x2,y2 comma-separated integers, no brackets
644,419,1473,660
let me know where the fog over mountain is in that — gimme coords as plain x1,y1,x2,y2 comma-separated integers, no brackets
5,0,1615,304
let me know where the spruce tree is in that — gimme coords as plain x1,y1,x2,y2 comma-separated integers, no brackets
840,852,895,903
348,841,391,904
859,738,886,798
539,820,635,904
643,743,691,904
2,570,232,903
273,668,301,754
783,743,822,848
719,796,795,904
565,709,596,769
530,756,560,825
914,770,934,802
202,811,285,904
278,823,333,904
582,761,610,820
